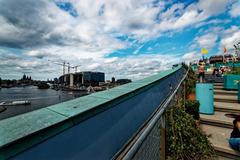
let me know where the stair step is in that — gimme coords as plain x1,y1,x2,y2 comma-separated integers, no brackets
214,83,224,86
214,89,237,96
217,156,234,160
214,102,240,113
215,86,224,89
200,124,240,159
200,111,233,128
214,95,238,103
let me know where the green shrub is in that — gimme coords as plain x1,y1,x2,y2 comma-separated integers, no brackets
227,67,240,75
185,68,196,98
166,106,215,160
185,100,200,120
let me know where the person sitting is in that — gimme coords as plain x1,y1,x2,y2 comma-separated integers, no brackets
229,117,240,151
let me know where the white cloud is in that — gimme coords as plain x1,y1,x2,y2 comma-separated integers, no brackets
196,33,218,49
155,0,229,34
0,51,182,80
0,0,234,80
24,50,52,59
229,1,240,17
220,26,240,49
103,54,181,80
0,0,230,49
197,0,229,16
194,19,231,28
182,51,201,64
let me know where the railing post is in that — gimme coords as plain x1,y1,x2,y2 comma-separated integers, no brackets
160,112,166,160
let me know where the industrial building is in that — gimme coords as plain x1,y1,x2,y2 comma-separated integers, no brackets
59,71,105,87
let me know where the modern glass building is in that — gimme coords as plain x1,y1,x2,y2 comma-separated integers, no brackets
59,71,105,87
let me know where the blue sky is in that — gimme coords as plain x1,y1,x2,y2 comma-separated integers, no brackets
0,0,239,80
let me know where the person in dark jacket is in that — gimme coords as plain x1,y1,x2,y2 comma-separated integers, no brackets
229,117,240,151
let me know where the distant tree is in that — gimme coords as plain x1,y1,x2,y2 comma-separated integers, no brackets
7,80,11,86
29,76,32,81
0,77,1,86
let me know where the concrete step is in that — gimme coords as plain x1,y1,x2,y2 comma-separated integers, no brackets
214,102,240,113
214,95,238,103
214,83,224,86
217,156,235,160
200,111,233,128
214,89,237,96
215,85,224,89
200,124,240,159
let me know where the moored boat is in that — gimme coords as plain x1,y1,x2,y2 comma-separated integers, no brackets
0,100,31,106
37,83,50,89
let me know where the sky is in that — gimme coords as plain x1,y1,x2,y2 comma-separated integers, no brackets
0,0,240,80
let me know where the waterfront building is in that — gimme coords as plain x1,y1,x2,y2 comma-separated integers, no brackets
59,71,105,87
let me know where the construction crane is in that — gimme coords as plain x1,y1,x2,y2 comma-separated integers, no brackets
67,62,71,74
48,60,67,75
48,60,81,75
72,65,81,73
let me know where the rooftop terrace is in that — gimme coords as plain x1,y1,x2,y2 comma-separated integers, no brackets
0,65,183,159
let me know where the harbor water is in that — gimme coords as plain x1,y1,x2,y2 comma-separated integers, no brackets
0,86,87,120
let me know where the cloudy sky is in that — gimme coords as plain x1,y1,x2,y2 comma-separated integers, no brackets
0,0,239,80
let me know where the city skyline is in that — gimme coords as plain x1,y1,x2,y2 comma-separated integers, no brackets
0,0,240,80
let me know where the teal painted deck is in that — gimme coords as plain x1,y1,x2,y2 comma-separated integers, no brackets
0,65,182,159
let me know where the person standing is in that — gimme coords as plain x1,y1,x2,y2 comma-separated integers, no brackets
198,62,205,83
212,67,217,77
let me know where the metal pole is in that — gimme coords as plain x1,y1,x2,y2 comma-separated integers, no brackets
63,61,65,75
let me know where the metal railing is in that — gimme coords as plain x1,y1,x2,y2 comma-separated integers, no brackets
116,67,189,160
0,66,185,160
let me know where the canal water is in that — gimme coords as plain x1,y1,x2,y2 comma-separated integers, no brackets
0,86,87,120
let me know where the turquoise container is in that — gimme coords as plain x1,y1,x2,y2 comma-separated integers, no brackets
238,83,240,103
196,83,214,114
234,63,240,67
224,75,240,90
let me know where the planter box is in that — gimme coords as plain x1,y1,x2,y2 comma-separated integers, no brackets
224,75,240,90
196,83,214,115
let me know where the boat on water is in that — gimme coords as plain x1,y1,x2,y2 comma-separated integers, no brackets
0,106,6,113
37,83,50,89
0,100,31,106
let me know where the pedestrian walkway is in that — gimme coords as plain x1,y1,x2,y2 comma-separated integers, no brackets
200,83,240,159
